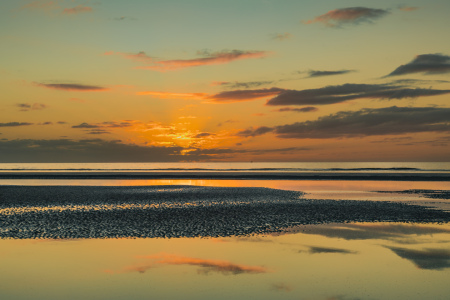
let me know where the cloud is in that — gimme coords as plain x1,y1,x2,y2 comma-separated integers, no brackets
113,16,137,21
237,106,450,139
274,106,450,139
237,126,274,137
104,51,153,63
72,123,100,129
217,81,274,89
0,138,194,163
270,283,293,292
385,247,450,270
271,33,292,41
305,246,357,254
194,132,214,138
36,83,108,92
399,6,419,12
276,107,318,113
136,50,271,71
16,103,47,111
20,1,59,12
136,253,270,275
62,5,92,15
136,91,207,99
38,122,53,125
303,7,390,27
0,122,33,127
386,54,450,76
306,70,355,78
208,87,284,102
265,83,450,106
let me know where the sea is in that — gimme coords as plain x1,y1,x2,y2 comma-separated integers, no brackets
2,161,450,173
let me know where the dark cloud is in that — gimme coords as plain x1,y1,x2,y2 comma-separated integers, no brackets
0,139,192,163
386,247,450,270
237,126,274,137
305,246,358,254
38,122,53,125
0,122,33,127
276,107,318,113
57,121,68,125
220,81,274,89
72,123,100,129
274,106,450,139
303,7,390,27
16,103,48,111
194,132,214,138
306,70,355,78
208,87,284,102
237,106,450,139
87,130,111,135
386,54,450,76
36,83,107,91
265,83,450,106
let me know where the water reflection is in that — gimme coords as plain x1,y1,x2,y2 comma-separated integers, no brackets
1,222,449,300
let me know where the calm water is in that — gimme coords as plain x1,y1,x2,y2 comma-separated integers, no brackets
1,162,449,299
1,162,450,172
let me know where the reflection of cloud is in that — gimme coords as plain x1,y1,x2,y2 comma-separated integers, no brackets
303,7,389,27
270,283,293,292
297,223,450,242
36,83,108,91
305,246,357,254
135,253,270,275
385,246,450,270
386,54,450,76
136,50,271,71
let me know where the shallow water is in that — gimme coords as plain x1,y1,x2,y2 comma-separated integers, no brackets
1,222,449,300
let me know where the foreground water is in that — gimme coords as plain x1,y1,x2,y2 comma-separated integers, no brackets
1,163,450,299
1,222,450,300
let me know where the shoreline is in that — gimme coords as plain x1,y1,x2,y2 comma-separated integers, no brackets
1,171,450,181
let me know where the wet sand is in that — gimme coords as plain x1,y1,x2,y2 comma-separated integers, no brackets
1,185,449,239
1,171,450,181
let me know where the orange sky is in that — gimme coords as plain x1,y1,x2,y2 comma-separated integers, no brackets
1,0,450,162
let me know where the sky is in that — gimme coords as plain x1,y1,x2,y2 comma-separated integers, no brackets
1,0,450,162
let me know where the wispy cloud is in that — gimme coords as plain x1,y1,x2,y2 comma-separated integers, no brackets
136,91,208,99
237,106,450,139
208,87,284,102
216,81,274,89
16,103,48,111
265,83,450,106
398,6,419,12
0,122,34,127
306,69,355,78
271,33,292,41
62,5,92,15
386,54,450,76
303,7,390,27
135,50,271,71
104,51,154,63
276,107,318,113
35,83,108,92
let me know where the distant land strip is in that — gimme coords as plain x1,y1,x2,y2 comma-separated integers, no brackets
0,171,450,181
